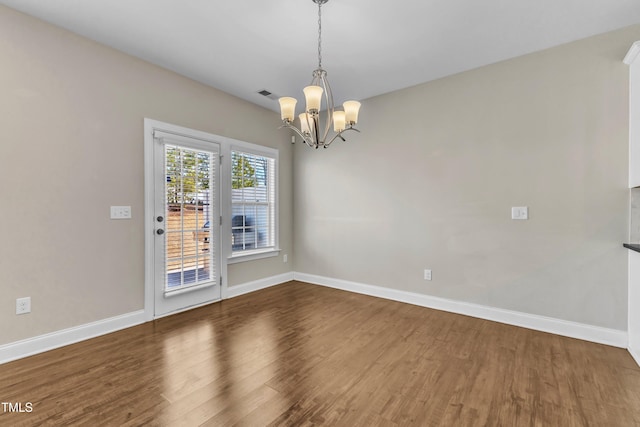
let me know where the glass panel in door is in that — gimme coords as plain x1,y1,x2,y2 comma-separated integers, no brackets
164,145,215,292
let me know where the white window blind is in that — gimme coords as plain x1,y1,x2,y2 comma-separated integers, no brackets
231,150,276,254
163,143,217,292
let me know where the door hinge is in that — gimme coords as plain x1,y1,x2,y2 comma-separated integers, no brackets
220,277,222,286
219,155,223,165
219,216,222,226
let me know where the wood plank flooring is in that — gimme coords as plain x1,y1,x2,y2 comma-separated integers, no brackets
1,281,639,426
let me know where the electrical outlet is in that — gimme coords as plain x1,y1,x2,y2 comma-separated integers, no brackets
424,269,432,281
283,254,288,263
16,297,31,315
511,206,528,220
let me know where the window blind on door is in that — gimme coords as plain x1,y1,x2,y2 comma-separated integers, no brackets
163,141,217,293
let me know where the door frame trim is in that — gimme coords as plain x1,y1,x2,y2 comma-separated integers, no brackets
144,118,230,320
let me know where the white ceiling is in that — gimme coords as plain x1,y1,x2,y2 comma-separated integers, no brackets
3,0,640,112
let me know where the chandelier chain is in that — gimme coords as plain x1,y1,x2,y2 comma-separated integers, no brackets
317,1,322,69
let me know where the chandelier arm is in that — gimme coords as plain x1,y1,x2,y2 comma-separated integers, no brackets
279,121,315,148
303,112,317,148
319,71,334,145
281,122,305,140
313,114,322,148
323,126,360,148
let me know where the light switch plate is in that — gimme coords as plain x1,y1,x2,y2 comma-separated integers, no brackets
110,206,132,219
511,206,528,220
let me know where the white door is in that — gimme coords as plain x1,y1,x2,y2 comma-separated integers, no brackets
152,131,221,317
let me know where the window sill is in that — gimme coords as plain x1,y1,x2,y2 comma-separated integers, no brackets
227,248,281,264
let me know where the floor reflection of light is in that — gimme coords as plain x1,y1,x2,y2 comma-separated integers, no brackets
152,295,318,425
215,311,297,424
224,313,278,406
160,321,217,419
155,310,289,424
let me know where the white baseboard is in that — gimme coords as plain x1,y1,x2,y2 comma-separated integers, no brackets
294,272,628,348
1,271,628,365
226,272,294,299
0,273,295,365
630,344,640,367
0,310,146,365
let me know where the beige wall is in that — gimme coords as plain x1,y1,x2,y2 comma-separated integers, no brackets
0,5,293,345
294,25,640,330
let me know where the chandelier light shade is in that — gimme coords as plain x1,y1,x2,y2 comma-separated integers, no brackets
279,97,297,121
343,101,361,124
303,86,323,112
279,0,361,149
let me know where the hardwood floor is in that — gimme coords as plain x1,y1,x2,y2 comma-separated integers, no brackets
1,281,639,426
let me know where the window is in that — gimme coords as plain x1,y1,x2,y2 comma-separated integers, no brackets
230,149,277,257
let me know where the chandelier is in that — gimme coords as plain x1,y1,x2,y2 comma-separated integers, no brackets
278,0,361,149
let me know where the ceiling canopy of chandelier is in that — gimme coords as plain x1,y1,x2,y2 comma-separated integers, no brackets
278,0,361,149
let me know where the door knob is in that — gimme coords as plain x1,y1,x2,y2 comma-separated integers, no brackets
156,216,164,222
156,229,165,235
